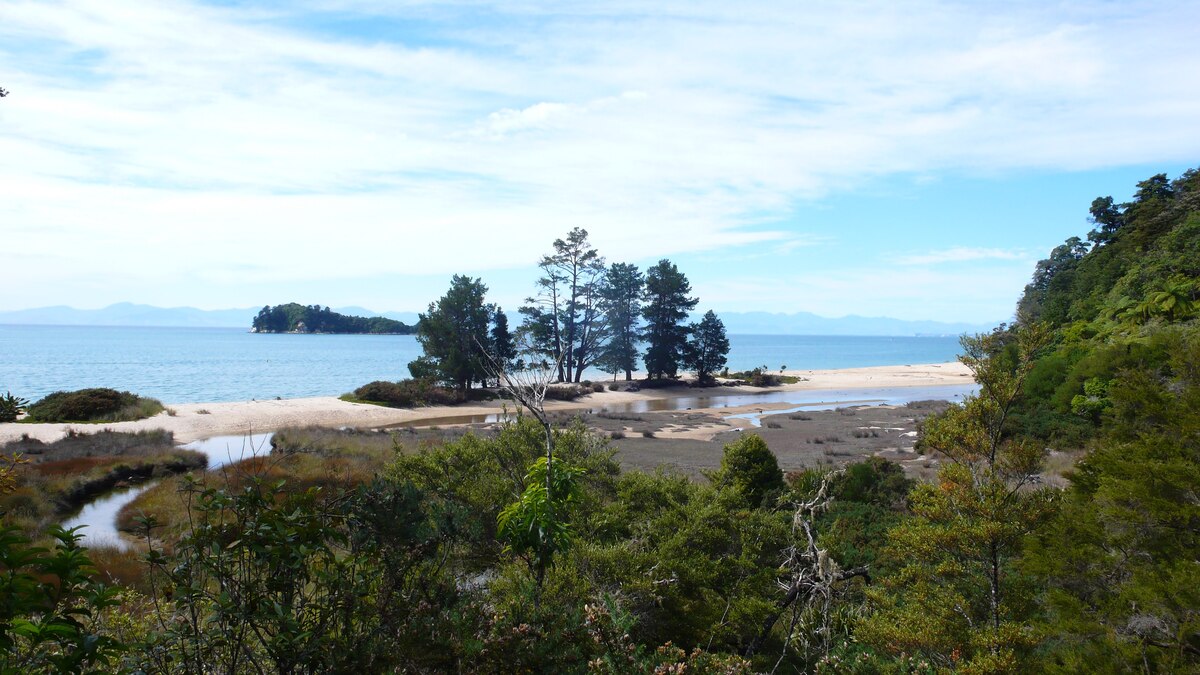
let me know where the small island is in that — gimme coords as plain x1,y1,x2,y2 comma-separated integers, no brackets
251,303,416,334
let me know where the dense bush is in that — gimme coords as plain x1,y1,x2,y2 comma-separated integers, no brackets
544,385,588,401
349,378,460,407
713,433,785,507
24,388,164,423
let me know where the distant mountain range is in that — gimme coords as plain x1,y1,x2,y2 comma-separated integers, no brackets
0,303,997,336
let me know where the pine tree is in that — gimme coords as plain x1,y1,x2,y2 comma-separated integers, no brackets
642,260,698,379
521,228,607,382
685,310,730,383
490,306,516,378
410,275,492,392
597,263,644,380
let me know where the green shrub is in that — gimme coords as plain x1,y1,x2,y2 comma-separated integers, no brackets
714,434,784,507
0,392,29,423
24,388,164,423
349,379,459,408
544,385,587,401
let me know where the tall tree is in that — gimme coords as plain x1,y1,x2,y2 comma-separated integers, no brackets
521,228,607,382
409,275,492,392
597,263,644,381
685,310,730,383
859,324,1055,671
642,259,698,379
490,306,516,380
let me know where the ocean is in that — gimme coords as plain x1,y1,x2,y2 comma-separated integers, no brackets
0,325,965,404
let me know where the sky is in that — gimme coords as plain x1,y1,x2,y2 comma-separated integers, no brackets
1,1,1197,324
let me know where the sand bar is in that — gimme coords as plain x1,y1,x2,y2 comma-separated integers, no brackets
1,362,972,445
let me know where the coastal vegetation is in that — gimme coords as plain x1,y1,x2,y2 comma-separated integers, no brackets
251,303,415,334
0,430,203,534
0,392,28,422
23,388,165,423
0,169,1196,672
409,228,730,392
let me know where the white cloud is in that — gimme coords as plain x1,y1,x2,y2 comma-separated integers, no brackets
896,247,1030,266
0,0,1197,313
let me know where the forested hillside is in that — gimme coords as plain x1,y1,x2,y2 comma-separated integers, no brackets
1012,169,1199,445
252,303,415,334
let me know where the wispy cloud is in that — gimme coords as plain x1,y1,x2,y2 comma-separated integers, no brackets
896,247,1030,266
0,0,1196,314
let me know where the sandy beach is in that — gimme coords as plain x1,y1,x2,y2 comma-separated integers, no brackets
1,361,972,445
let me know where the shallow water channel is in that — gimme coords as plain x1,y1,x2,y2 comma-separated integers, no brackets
62,432,275,550
383,383,979,429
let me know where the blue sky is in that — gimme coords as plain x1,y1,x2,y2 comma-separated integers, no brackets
1,1,1197,324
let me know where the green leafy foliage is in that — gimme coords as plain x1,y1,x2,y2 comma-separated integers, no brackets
0,525,128,674
0,393,29,423
714,433,785,507
498,456,585,587
596,262,645,381
859,325,1058,672
1024,329,1200,672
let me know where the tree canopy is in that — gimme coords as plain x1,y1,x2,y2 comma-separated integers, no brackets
642,259,698,379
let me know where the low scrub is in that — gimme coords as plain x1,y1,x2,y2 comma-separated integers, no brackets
345,379,461,408
3,429,176,462
723,369,800,387
544,384,589,401
24,388,165,423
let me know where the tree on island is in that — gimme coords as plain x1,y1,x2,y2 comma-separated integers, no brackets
409,275,493,392
596,262,644,381
685,310,730,383
642,259,698,379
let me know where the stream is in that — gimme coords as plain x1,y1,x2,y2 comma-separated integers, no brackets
62,432,274,550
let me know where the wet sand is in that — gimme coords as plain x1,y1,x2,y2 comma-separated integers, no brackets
0,362,972,445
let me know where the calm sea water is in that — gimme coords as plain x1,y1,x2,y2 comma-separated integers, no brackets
0,326,963,404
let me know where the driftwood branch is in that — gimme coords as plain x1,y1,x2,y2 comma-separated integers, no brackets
745,470,869,662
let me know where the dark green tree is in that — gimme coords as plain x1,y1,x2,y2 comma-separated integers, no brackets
859,325,1055,672
410,275,492,392
685,310,730,383
1086,196,1125,245
490,306,516,378
713,433,784,507
642,260,698,379
596,262,644,380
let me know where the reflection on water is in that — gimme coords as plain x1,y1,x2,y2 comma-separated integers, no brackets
595,384,977,415
383,384,978,428
181,432,275,470
382,412,515,429
724,399,885,428
61,483,152,551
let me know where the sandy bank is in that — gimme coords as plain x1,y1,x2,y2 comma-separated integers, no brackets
1,362,971,445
